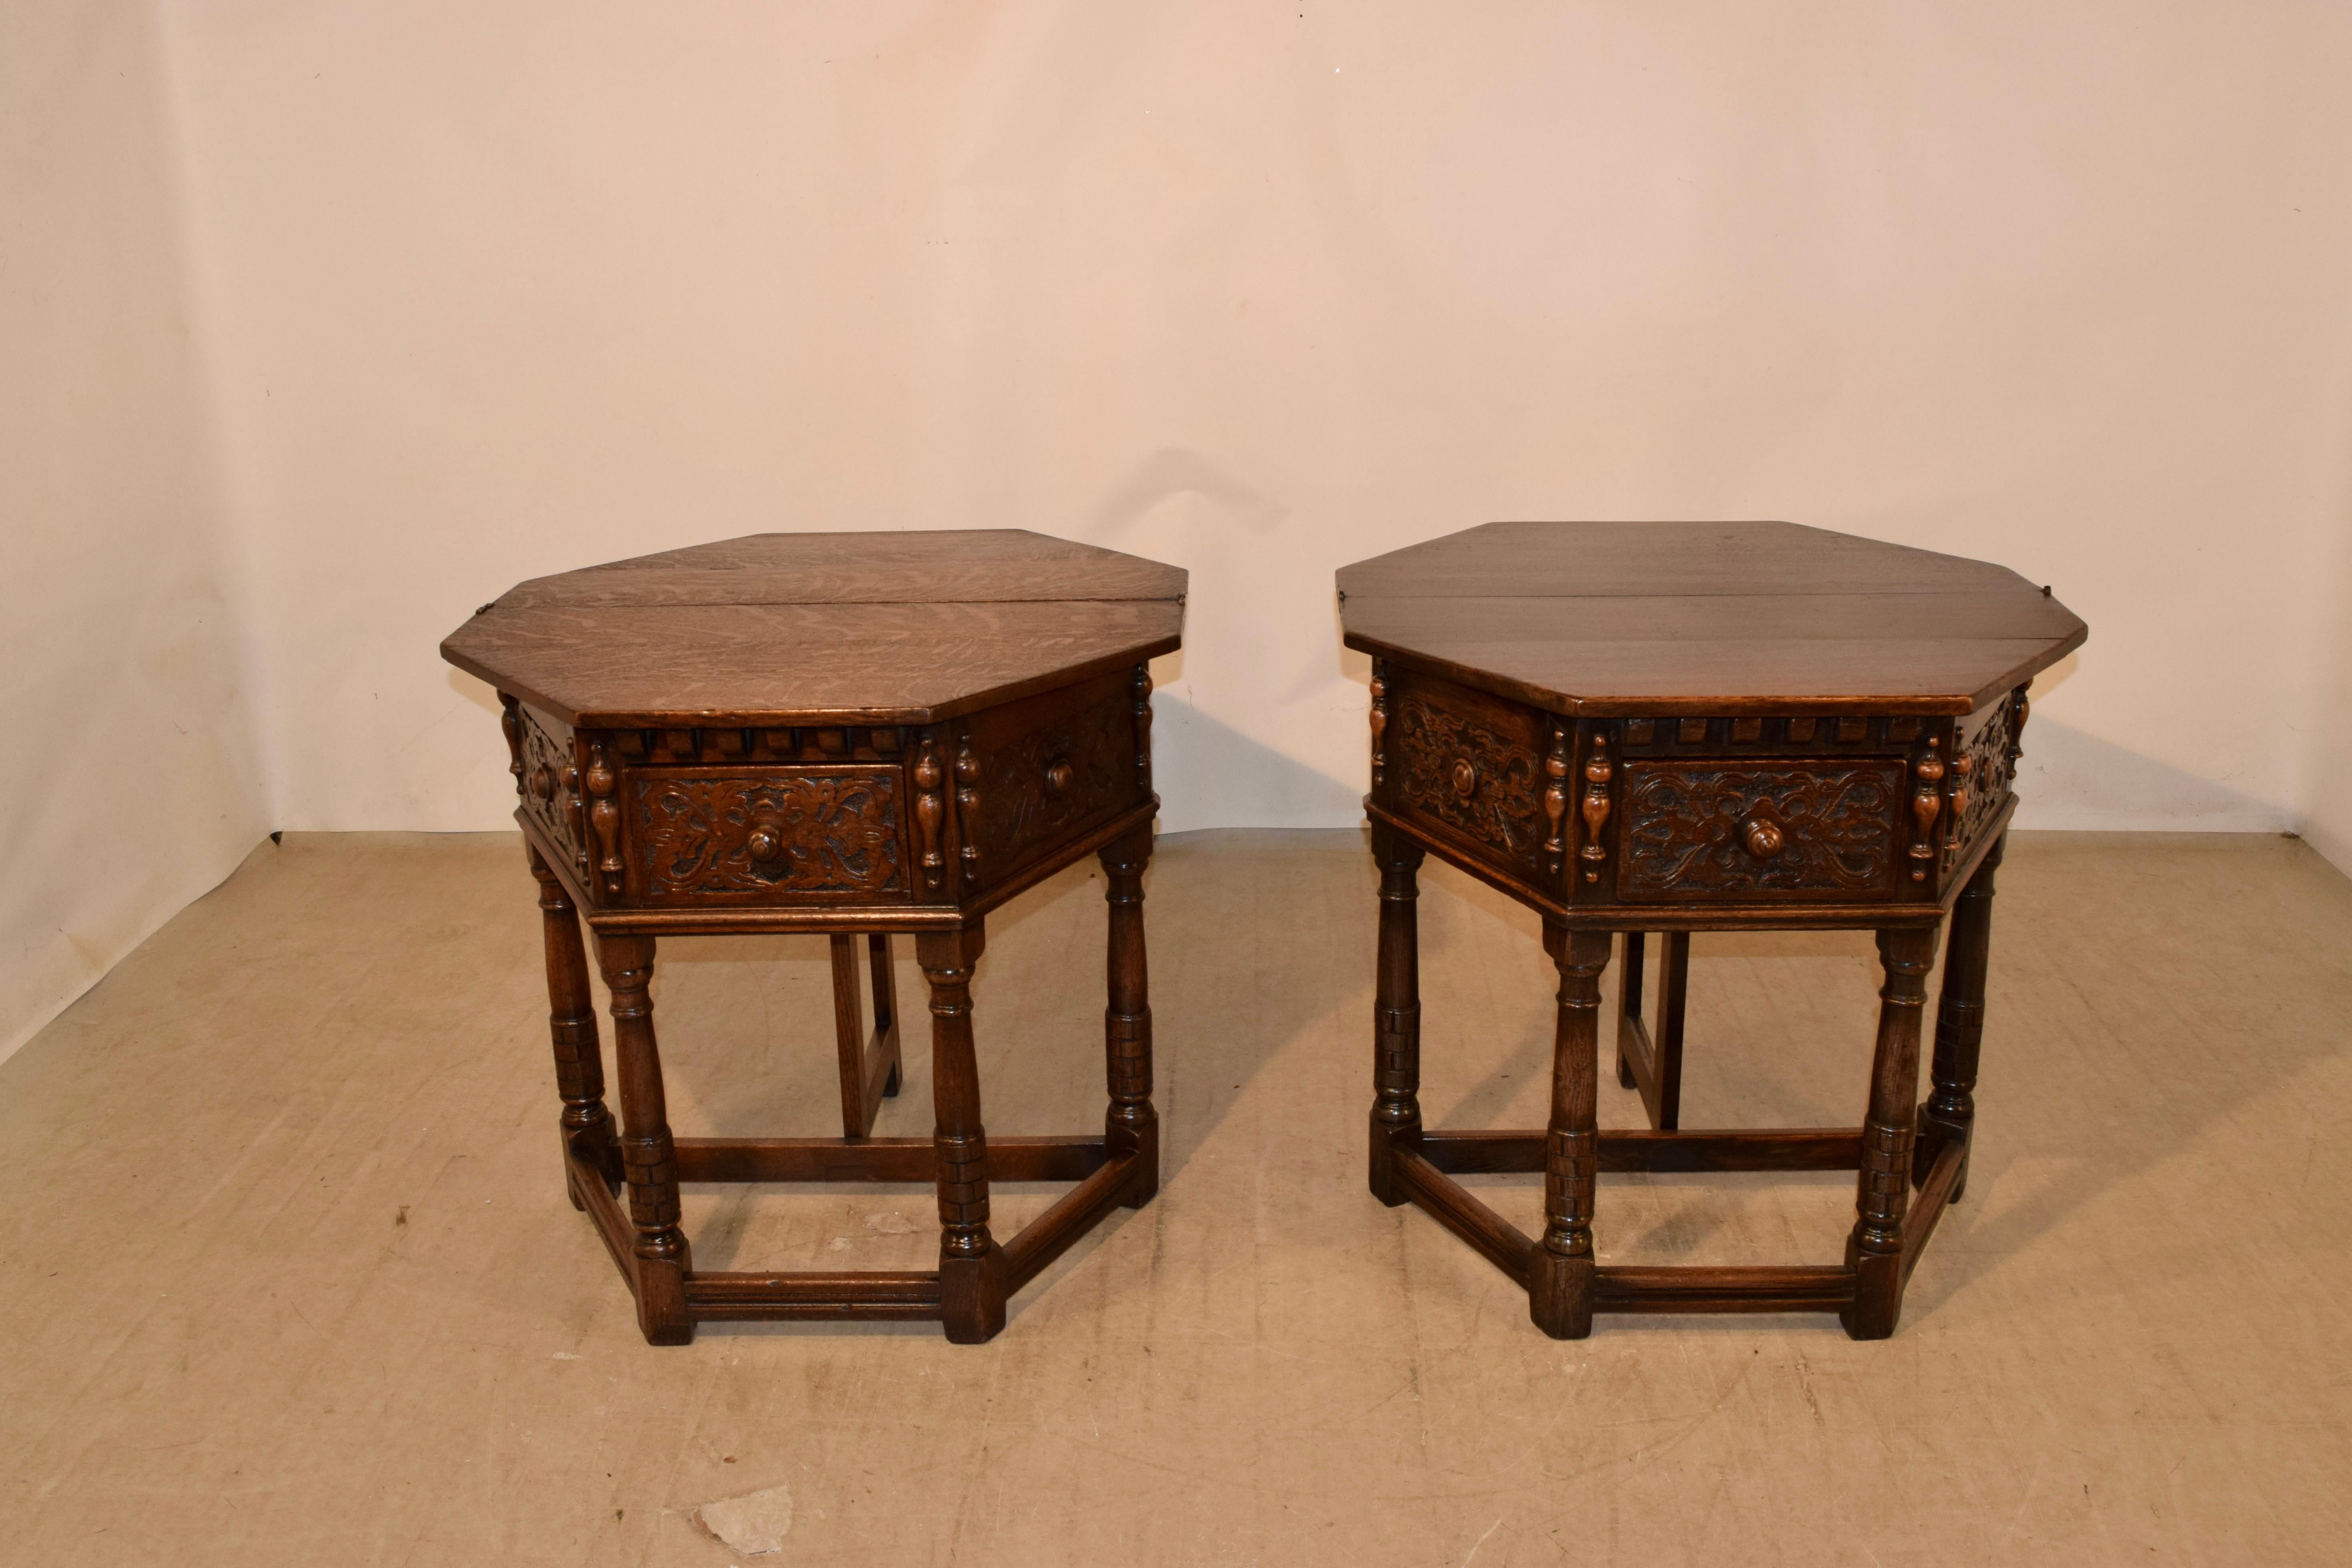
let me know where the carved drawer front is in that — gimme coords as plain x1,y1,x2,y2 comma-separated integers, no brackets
1384,670,1554,884
950,671,1145,893
1940,689,2025,881
624,766,910,905
511,702,587,876
1616,759,1906,902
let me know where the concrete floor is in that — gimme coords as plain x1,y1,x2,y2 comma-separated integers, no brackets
2,829,2348,1565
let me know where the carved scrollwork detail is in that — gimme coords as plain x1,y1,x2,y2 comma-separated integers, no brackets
1620,762,1904,898
972,697,1130,874
1543,724,1571,878
633,772,902,896
514,706,586,879
1369,661,1390,790
1392,697,1544,865
914,736,946,891
1940,692,2024,876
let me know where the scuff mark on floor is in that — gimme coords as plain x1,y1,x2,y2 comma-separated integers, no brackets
693,1482,794,1557
1792,1351,1827,1430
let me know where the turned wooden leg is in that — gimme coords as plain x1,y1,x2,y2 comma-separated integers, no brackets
1615,932,1646,1090
1100,826,1160,1209
918,922,1007,1343
1919,834,2005,1203
869,933,904,1098
526,844,620,1203
1844,924,1939,1340
1614,931,1689,1130
830,933,904,1138
1367,822,1427,1207
1531,925,1611,1339
594,932,693,1345
1650,932,1689,1131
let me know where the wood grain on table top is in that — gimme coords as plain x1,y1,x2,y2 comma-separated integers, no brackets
443,529,1185,726
1337,521,2085,716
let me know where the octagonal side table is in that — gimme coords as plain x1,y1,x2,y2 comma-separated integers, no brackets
1337,521,2087,1339
443,529,1184,1344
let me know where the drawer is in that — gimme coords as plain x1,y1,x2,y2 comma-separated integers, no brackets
510,701,588,878
949,671,1145,893
1380,668,1556,884
624,765,910,904
1615,758,1906,902
1939,690,2024,880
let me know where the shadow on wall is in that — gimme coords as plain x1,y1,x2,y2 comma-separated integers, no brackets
1149,687,1363,832
1081,447,1289,549
2015,716,2290,833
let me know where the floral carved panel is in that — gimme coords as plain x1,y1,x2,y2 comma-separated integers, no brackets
1941,692,2021,877
631,769,905,900
517,706,585,873
1617,761,1903,900
1391,696,1548,876
967,693,1134,880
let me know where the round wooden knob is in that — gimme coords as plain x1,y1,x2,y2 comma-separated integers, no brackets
746,819,786,863
1451,758,1478,799
1044,758,1074,796
529,764,557,802
1742,818,1785,858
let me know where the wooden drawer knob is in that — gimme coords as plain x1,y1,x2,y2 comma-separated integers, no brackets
1044,758,1074,797
1450,758,1478,799
746,818,787,863
1742,817,1785,859
530,764,557,802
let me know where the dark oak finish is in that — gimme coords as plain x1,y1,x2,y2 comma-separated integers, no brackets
829,932,904,1139
1614,931,1689,1129
446,530,1183,1344
1337,520,2086,717
1419,1127,1864,1174
1341,521,2080,1339
444,529,1184,728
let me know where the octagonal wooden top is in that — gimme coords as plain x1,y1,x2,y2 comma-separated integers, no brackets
1337,521,2086,716
443,530,1186,726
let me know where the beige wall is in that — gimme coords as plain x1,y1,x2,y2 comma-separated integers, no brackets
2303,510,2352,871
8,3,2352,1062
1,1,268,1063
154,1,2352,842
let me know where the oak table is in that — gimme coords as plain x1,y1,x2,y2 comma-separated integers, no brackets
442,530,1184,1344
1338,521,2087,1338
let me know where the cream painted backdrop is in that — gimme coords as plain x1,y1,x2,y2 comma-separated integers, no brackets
8,1,2352,1058
2,1,267,1065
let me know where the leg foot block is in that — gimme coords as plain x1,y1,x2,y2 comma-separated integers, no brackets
1116,1118,1160,1210
1528,1250,1594,1340
939,1248,1009,1344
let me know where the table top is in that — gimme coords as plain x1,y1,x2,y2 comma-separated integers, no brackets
1337,521,2086,716
443,530,1187,726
